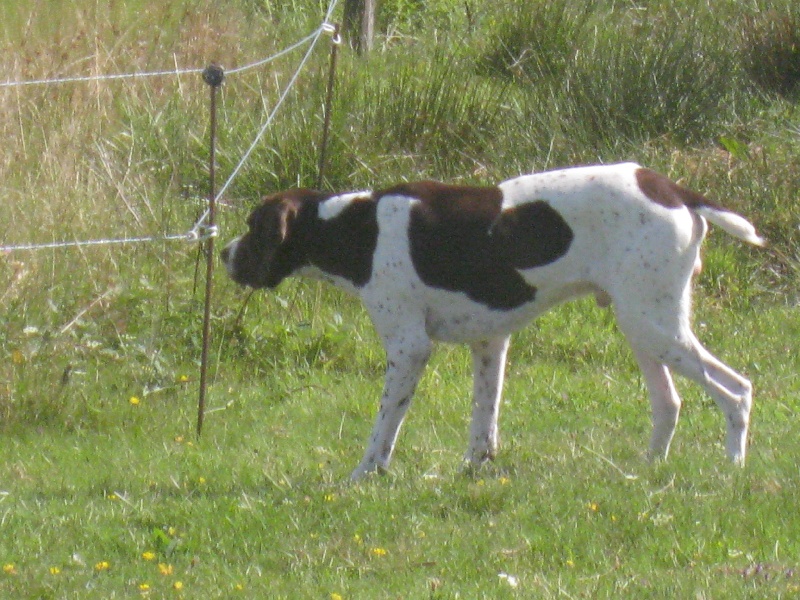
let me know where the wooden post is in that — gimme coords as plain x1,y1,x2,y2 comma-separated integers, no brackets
343,0,376,53
317,25,341,189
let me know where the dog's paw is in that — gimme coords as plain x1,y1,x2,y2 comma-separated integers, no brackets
350,462,388,482
464,445,497,467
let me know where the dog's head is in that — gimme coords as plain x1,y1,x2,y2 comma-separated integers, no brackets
221,189,323,289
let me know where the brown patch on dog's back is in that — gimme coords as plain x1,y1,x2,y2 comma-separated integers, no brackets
386,181,572,310
636,167,720,210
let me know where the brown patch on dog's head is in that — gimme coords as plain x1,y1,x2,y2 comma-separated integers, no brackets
223,189,326,289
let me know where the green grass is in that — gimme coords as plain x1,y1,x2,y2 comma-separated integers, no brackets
3,301,800,598
1,0,800,597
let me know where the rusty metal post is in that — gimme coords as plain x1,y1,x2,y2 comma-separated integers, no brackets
197,64,224,437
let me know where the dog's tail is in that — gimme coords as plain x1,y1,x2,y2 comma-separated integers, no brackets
693,206,766,247
635,167,765,247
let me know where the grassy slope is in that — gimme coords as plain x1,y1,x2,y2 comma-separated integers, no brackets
1,0,799,597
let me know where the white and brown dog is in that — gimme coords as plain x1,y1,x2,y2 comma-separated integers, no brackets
222,162,764,480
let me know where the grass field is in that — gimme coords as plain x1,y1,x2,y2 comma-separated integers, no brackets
1,0,799,597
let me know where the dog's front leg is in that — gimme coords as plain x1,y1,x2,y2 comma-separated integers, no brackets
465,336,511,466
351,329,432,481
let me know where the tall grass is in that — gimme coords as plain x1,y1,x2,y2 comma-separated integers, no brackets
0,0,797,426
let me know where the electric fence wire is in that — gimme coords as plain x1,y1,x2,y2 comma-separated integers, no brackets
0,0,340,253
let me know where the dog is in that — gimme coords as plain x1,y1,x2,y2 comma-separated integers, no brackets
221,162,764,480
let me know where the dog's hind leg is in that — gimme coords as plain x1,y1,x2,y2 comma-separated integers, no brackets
351,326,432,481
620,312,752,465
465,335,511,466
631,347,682,461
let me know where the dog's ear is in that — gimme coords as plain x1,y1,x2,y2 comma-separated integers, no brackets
277,198,300,242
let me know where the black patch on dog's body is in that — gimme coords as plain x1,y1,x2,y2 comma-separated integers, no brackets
381,181,573,310
307,198,378,287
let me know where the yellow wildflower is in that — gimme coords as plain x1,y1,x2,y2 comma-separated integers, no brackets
173,581,184,590
158,563,174,576
129,396,140,406
3,564,16,575
95,561,110,571
331,594,344,600
371,547,388,557
49,566,61,575
139,583,150,591
141,551,156,561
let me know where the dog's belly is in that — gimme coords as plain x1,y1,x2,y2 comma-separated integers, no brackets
419,283,589,343
424,304,535,342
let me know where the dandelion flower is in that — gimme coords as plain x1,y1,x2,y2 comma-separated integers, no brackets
178,374,189,383
141,551,156,561
173,581,184,590
331,594,344,600
3,564,16,575
95,561,110,571
139,583,150,591
129,396,141,406
371,547,388,557
158,563,174,576
49,566,61,575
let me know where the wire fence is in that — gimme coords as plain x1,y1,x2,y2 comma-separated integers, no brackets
0,0,340,254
